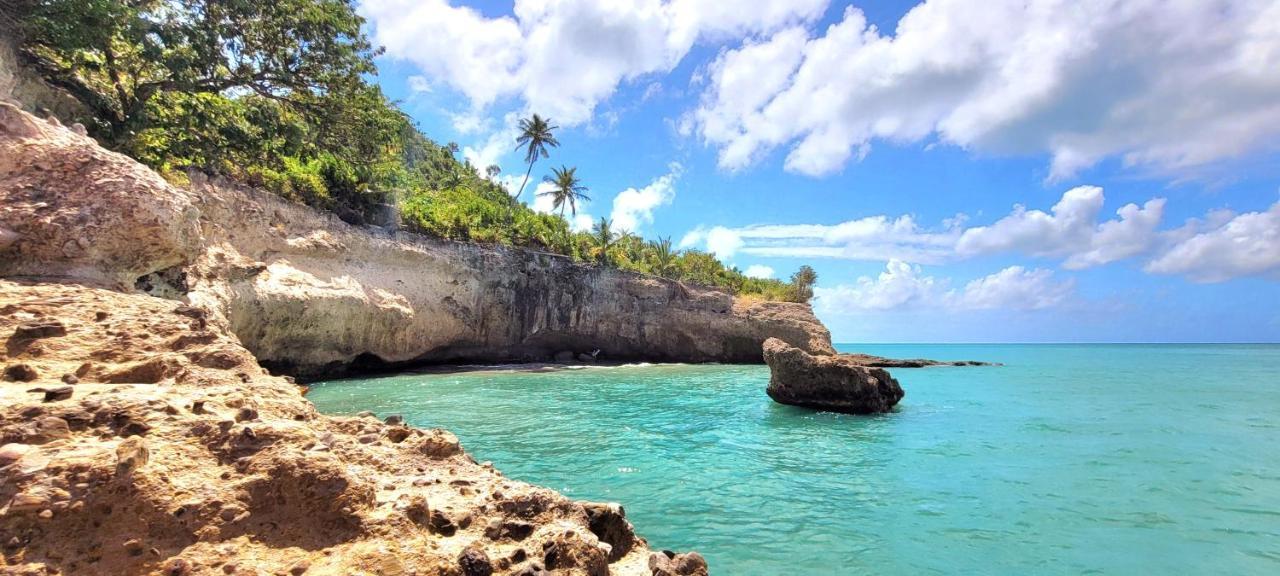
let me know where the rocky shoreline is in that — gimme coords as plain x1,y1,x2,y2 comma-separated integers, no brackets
0,102,804,575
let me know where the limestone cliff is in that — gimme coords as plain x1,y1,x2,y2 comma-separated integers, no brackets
1,103,723,574
185,170,833,378
0,99,841,574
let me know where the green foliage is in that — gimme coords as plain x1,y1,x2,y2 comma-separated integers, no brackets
514,113,560,199
6,0,817,302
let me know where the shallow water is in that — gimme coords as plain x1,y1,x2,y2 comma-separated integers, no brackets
308,344,1280,575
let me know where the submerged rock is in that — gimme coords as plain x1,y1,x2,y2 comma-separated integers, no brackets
762,338,904,414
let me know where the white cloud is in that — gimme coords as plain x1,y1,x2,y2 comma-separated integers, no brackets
815,260,1074,313
690,0,1280,179
462,113,521,179
816,260,940,312
610,163,681,233
682,186,1166,269
951,266,1075,311
362,0,829,125
955,186,1166,269
743,264,775,279
407,75,432,93
1145,199,1280,282
678,224,745,258
705,226,743,259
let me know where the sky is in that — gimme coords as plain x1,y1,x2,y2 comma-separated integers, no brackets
357,0,1280,343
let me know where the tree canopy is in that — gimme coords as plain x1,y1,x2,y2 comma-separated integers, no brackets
3,0,817,303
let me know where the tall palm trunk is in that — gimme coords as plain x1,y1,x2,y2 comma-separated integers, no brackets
516,161,535,199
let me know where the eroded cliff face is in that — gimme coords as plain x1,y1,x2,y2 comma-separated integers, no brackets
1,103,715,575
185,175,833,378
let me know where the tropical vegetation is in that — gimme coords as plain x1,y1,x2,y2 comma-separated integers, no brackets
1,0,816,303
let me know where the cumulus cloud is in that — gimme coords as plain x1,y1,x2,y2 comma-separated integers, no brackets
951,266,1075,310
815,260,940,311
610,163,681,233
678,225,743,258
681,186,1167,268
743,265,775,279
362,0,829,125
955,186,1166,269
1145,199,1280,282
690,0,1280,179
815,260,1074,313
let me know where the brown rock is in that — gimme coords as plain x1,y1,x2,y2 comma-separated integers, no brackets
457,546,493,576
581,502,635,562
26,385,72,401
12,320,67,340
763,338,904,414
115,436,149,476
5,363,39,382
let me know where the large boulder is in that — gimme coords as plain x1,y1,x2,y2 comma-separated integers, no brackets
0,102,201,285
762,338,904,414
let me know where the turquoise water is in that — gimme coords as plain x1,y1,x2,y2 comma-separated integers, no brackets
308,344,1280,574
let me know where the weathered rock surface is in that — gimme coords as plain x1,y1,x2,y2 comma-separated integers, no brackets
0,104,707,574
763,338,905,414
184,174,833,377
0,103,202,286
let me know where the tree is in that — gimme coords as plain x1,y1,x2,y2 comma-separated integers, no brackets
485,164,501,179
788,265,818,303
647,236,678,277
538,165,590,217
513,113,559,199
591,217,617,266
13,0,379,146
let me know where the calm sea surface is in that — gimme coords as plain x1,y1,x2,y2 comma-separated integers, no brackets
308,344,1280,575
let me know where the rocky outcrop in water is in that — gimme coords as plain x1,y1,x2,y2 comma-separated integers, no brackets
762,338,905,414
840,354,997,368
0,102,713,574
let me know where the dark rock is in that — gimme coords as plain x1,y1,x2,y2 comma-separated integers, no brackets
5,364,39,382
543,534,608,576
458,546,493,576
839,353,998,368
60,373,78,384
576,353,597,363
384,414,404,426
12,321,67,340
581,502,634,562
762,338,904,414
234,407,258,422
649,551,708,576
27,385,73,402
553,350,575,363
485,519,535,541
385,427,411,443
428,509,457,536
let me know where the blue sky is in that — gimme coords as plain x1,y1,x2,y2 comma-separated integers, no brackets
359,0,1280,343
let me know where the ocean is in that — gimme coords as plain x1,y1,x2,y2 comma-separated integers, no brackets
307,344,1280,575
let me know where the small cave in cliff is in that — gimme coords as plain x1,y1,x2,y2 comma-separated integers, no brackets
135,265,189,300
349,352,391,373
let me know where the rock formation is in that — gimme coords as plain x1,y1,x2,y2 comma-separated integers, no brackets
840,354,997,368
182,174,832,378
0,102,723,575
762,338,905,414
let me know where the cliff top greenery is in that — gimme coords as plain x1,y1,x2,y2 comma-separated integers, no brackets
3,0,816,303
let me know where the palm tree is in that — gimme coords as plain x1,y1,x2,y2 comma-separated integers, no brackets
538,166,591,217
514,113,560,199
592,217,617,265
648,236,678,277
